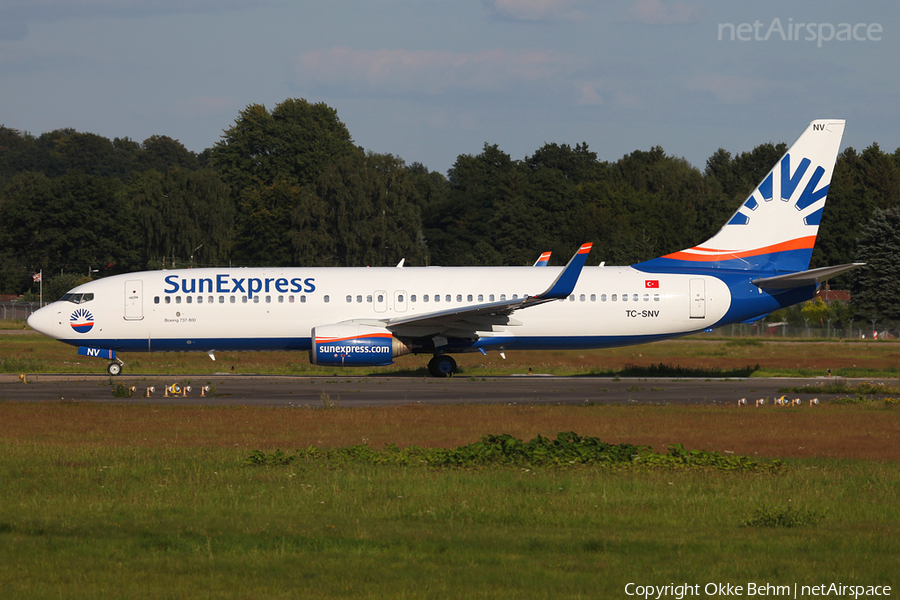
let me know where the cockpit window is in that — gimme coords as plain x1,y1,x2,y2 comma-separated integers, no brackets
61,293,94,304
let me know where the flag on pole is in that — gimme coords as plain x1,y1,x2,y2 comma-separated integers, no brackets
32,272,41,282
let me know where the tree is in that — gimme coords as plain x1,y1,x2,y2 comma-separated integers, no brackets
209,99,358,264
210,99,356,192
126,168,233,268
851,206,900,327
304,152,427,267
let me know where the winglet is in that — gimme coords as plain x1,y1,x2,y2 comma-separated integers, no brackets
533,252,552,267
535,243,592,300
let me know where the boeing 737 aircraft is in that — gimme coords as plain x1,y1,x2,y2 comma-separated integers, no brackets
28,119,859,377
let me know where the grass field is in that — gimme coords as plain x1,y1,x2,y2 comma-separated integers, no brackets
2,334,899,598
0,401,898,599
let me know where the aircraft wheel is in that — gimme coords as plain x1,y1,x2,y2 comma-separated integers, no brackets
107,362,122,376
428,355,457,378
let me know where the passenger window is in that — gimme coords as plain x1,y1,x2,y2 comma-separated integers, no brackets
489,294,495,301
622,294,628,302
411,295,417,302
346,295,352,303
445,295,451,302
356,295,362,303
611,294,617,301
590,294,596,302
278,296,284,303
568,295,575,302
500,294,506,301
154,296,160,304
434,295,440,302
218,296,224,303
289,295,295,303
643,294,649,302
601,294,607,302
186,296,192,304
367,295,373,303
478,294,483,301
208,296,213,304
176,296,182,304
198,296,203,304
467,294,473,302
253,296,260,304
241,296,247,304
654,294,660,302
230,296,236,303
633,294,639,302
423,295,429,302
301,295,307,303
324,295,330,303
456,294,462,302
165,296,171,304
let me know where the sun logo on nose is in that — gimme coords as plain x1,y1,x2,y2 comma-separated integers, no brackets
70,308,94,333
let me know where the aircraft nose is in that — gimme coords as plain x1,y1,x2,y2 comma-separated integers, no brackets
27,304,62,337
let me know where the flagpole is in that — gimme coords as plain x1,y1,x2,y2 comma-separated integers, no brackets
39,270,43,307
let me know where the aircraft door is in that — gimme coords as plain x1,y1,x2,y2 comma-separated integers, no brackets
689,278,705,319
125,280,143,320
374,290,387,313
394,290,408,313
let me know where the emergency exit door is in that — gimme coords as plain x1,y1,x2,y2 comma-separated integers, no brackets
125,280,143,320
689,278,705,319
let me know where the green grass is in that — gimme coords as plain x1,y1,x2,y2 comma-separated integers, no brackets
0,442,897,599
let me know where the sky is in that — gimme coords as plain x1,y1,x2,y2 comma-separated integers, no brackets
1,0,898,175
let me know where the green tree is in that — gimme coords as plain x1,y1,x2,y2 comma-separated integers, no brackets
125,168,233,268
851,206,900,327
306,152,427,267
209,99,358,264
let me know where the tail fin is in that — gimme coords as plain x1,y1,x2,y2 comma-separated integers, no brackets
637,119,845,273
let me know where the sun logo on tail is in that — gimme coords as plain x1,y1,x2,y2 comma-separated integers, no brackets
727,152,830,228
70,308,94,333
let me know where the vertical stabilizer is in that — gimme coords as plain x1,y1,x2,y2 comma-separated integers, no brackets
637,119,845,273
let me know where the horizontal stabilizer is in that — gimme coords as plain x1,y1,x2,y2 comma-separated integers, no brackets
751,263,864,289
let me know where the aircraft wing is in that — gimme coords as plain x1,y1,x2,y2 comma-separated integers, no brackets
386,243,591,337
751,263,864,289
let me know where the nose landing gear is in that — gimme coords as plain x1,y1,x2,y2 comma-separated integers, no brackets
107,357,125,376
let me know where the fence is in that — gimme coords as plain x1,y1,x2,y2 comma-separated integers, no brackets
707,322,892,340
0,301,43,322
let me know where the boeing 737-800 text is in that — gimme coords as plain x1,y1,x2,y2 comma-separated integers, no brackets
28,120,859,377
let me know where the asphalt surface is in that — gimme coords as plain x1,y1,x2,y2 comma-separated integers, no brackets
0,373,859,407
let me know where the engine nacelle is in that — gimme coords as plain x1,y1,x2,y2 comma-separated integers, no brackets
310,323,412,367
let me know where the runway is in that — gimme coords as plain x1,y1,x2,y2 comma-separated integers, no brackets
0,373,852,406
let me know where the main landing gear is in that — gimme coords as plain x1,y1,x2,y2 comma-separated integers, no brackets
427,354,457,378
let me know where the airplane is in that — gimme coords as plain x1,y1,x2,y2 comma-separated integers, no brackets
28,119,860,378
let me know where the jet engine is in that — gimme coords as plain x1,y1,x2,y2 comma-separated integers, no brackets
310,323,412,366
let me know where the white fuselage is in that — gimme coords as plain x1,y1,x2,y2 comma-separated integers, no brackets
28,265,731,354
